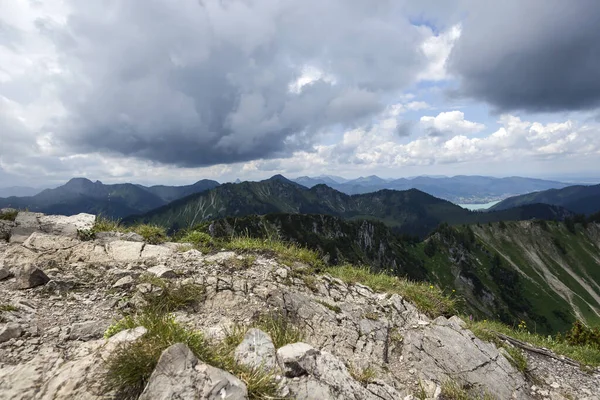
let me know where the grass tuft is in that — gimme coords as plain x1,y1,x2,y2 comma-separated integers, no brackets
440,379,496,400
225,236,325,270
253,312,305,349
92,215,122,233
132,224,167,244
325,265,456,318
0,209,18,221
179,230,213,246
0,303,18,312
315,299,342,314
104,309,286,400
504,346,528,373
349,365,376,386
91,216,168,244
139,275,205,313
104,311,212,399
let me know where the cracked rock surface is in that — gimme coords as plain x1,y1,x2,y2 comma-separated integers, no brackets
0,212,599,399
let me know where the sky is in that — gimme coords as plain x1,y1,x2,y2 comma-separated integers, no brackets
1,0,600,187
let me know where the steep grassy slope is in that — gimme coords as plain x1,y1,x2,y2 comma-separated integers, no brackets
196,213,428,281
129,176,571,237
491,184,600,214
420,221,600,334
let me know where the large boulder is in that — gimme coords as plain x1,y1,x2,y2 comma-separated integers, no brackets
139,343,248,400
15,265,50,289
403,316,528,399
276,342,402,400
38,213,96,237
0,219,15,241
23,232,79,252
234,328,277,371
106,240,144,261
0,266,10,280
68,320,111,341
0,323,22,343
0,327,147,400
10,212,43,243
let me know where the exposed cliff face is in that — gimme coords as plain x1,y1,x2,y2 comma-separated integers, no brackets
0,211,599,399
181,214,600,335
204,214,428,280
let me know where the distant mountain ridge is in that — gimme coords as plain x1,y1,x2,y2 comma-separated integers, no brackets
291,174,573,204
0,186,44,198
128,175,572,237
0,178,220,218
490,184,600,215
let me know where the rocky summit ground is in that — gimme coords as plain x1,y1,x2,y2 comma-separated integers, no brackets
0,210,599,399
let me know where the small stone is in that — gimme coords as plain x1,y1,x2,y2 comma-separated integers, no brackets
113,275,134,289
16,265,50,289
0,323,23,343
146,265,177,279
277,342,318,378
409,368,416,375
274,268,288,279
550,382,560,389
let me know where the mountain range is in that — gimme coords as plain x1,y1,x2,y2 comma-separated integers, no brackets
128,175,572,237
0,178,219,218
292,175,573,204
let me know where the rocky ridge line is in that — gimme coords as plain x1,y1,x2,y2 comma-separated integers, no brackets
0,210,599,399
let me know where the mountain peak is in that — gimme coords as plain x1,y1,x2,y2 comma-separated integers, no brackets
266,174,294,184
65,177,94,185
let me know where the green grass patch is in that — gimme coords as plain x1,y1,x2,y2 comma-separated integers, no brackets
225,236,325,270
92,215,123,233
253,312,304,349
349,365,376,386
138,275,205,313
0,209,18,221
315,299,342,314
325,265,456,318
0,303,18,312
440,379,496,400
90,216,168,244
132,224,167,244
178,230,213,246
466,319,600,367
504,346,528,373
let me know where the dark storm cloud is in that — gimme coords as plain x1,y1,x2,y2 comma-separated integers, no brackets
41,0,427,167
449,0,600,113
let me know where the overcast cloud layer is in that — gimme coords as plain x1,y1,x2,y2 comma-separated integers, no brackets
1,0,600,187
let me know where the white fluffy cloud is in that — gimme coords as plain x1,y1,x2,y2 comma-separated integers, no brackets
420,111,485,136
